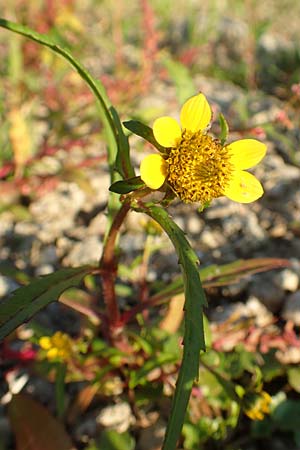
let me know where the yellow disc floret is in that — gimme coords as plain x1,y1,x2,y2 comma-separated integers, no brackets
167,130,233,204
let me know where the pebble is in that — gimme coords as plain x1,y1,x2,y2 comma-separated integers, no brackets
73,415,97,443
137,418,166,450
63,236,103,266
249,273,285,312
187,215,203,235
96,402,134,432
282,291,300,325
34,264,55,276
30,182,86,242
274,269,299,292
0,276,19,298
201,228,226,249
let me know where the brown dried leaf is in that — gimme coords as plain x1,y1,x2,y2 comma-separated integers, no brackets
159,294,184,333
8,394,76,450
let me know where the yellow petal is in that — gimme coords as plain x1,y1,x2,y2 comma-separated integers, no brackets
153,117,182,147
140,154,168,189
224,170,264,203
47,348,59,360
180,93,212,133
39,336,51,350
226,139,266,170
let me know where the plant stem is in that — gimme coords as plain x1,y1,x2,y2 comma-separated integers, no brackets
100,202,130,335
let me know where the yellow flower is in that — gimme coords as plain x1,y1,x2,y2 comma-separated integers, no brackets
39,331,74,362
140,93,266,205
244,391,272,421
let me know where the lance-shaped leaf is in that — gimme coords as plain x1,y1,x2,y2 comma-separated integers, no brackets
148,258,290,306
123,120,166,153
111,106,135,179
144,204,206,450
109,176,145,194
0,266,96,341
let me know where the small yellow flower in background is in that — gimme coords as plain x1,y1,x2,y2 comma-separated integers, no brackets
140,93,266,206
39,331,74,362
244,390,272,421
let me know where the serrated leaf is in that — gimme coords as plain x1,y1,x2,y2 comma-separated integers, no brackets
8,394,75,450
144,205,206,450
123,120,165,153
219,113,229,145
0,266,95,340
109,176,144,194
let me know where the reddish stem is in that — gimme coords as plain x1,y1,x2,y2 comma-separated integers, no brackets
99,202,130,335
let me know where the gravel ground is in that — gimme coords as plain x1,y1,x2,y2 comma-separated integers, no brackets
1,26,300,448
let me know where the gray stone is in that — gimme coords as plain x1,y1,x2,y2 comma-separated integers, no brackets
0,276,19,298
187,215,203,235
201,228,226,249
96,402,134,432
30,182,86,242
35,264,55,276
63,236,103,266
275,269,299,292
249,273,285,312
282,291,300,325
0,212,14,237
74,417,97,443
137,417,166,450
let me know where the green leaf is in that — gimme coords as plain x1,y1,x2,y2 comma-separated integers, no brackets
143,205,206,450
200,360,241,403
123,120,166,153
273,399,300,432
0,266,95,341
109,176,145,194
129,354,179,389
199,257,290,288
8,394,74,450
149,258,290,305
111,106,135,179
288,368,300,393
97,430,135,450
218,113,229,145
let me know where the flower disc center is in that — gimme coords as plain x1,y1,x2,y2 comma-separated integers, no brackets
167,130,233,204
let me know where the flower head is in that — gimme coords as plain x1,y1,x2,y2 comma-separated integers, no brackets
244,390,272,421
39,331,74,362
140,93,266,206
